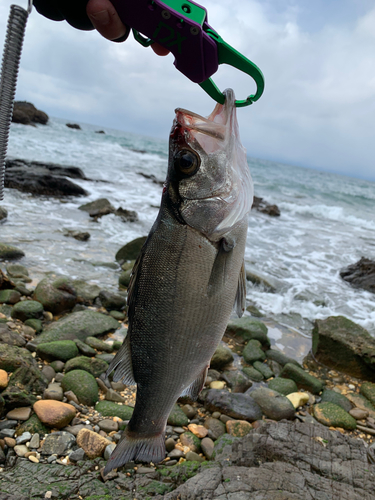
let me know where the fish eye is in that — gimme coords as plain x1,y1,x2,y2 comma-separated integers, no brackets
174,149,200,176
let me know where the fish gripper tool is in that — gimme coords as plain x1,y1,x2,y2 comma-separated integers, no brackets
111,0,265,107
0,1,32,201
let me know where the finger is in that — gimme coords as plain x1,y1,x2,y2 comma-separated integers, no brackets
151,43,170,56
86,0,128,41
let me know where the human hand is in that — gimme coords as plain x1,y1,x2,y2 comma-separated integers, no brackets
86,0,169,55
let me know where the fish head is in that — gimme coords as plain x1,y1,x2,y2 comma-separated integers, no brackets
166,89,253,240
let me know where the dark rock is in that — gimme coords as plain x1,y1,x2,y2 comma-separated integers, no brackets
268,377,298,395
115,236,147,263
2,364,48,410
226,317,269,345
245,265,280,292
36,340,79,362
221,370,252,393
74,338,97,356
6,264,29,277
41,431,76,455
24,318,43,333
98,290,126,311
242,339,266,364
250,387,295,420
0,243,25,261
203,417,226,440
41,365,56,382
0,206,8,221
252,361,274,379
210,345,234,370
340,257,375,293
50,360,65,372
0,289,20,305
265,349,301,367
61,370,99,406
73,280,102,302
16,414,48,436
320,389,353,412
167,404,189,426
312,316,375,381
95,130,105,134
119,269,132,288
360,381,375,407
252,196,280,216
33,277,77,315
33,310,119,344
0,325,26,347
115,207,139,223
66,123,81,130
85,336,113,352
180,431,201,452
281,362,324,394
64,356,108,377
63,229,90,241
11,300,44,322
0,344,36,372
5,158,88,197
242,365,264,382
12,101,48,125
78,198,115,218
205,389,263,421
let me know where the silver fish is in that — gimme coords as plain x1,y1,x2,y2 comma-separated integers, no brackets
104,89,253,474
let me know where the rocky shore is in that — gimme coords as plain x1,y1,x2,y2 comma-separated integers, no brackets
1,240,375,499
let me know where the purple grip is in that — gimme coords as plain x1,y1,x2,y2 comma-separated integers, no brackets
110,0,218,83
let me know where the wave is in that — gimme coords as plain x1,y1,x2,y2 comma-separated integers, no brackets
278,202,375,230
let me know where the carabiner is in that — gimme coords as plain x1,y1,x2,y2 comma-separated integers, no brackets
199,30,265,107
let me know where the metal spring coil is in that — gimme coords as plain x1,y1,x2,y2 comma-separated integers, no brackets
0,5,29,201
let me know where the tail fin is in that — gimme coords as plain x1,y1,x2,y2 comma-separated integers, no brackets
103,429,166,475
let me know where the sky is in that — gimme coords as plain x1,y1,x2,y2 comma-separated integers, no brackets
0,0,375,181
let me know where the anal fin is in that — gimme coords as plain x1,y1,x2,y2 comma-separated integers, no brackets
106,334,136,385
234,260,246,317
180,365,208,400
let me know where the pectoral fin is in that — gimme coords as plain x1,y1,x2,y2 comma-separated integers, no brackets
106,334,136,385
234,260,246,317
207,236,235,297
180,365,208,400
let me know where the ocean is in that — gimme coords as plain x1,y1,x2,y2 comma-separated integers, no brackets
1,117,374,350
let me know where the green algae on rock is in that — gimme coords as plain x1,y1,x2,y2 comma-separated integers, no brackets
0,243,25,260
226,317,269,345
242,339,266,364
268,377,298,396
313,402,357,430
64,356,108,378
280,362,324,394
167,403,189,426
210,345,234,370
360,382,375,407
95,400,134,421
61,369,99,406
36,340,79,362
115,236,147,263
33,277,77,315
320,388,353,412
11,300,44,322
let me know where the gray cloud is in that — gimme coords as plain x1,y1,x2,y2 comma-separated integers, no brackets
1,0,374,180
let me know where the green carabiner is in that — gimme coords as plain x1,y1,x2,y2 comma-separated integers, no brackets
200,30,265,107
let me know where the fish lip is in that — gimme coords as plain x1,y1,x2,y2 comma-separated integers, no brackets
174,108,226,141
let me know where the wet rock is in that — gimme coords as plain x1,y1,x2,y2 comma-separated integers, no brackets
0,289,21,304
281,362,324,394
251,387,295,420
181,404,197,419
14,444,28,456
313,402,357,430
185,450,205,462
33,400,76,428
349,408,369,420
43,382,64,401
180,431,201,452
76,428,110,459
226,317,269,345
0,243,25,260
109,310,125,321
0,325,26,347
115,207,139,223
95,400,134,420
210,345,234,370
252,361,274,379
6,407,32,421
226,419,252,437
0,206,8,221
98,290,126,311
73,280,102,302
79,198,115,218
24,318,43,333
85,336,113,352
15,431,32,444
33,277,77,315
205,389,262,422
246,304,263,317
320,388,353,412
312,316,375,381
245,265,280,292
36,340,79,362
340,257,375,293
63,229,90,241
41,431,76,455
167,404,189,426
115,236,148,263
252,196,280,216
360,381,375,406
96,352,115,364
12,101,48,125
268,377,298,395
33,310,119,344
119,269,132,288
242,365,264,382
61,370,99,406
2,364,48,409
74,338,97,356
11,300,44,322
221,370,252,393
64,355,108,378
66,123,81,129
29,432,40,449
242,339,266,364
0,344,35,372
5,158,88,197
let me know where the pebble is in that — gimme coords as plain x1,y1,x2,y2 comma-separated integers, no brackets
212,412,221,419
286,392,310,409
28,455,39,463
168,448,184,459
188,424,208,438
33,400,76,429
165,437,176,452
105,389,125,403
16,432,32,445
173,427,185,434
104,442,116,460
14,445,29,457
165,459,178,466
185,451,205,462
29,433,40,449
220,414,235,424
6,407,32,421
47,455,57,463
41,432,76,456
55,373,64,383
4,437,16,448
209,381,226,390
111,381,126,392
226,420,252,437
76,428,111,459
0,429,15,439
69,448,86,462
0,369,9,390
181,404,197,419
64,390,79,405
349,408,369,420
0,420,18,430
204,417,226,440
201,437,215,459
98,419,118,433
44,383,64,401
41,365,56,383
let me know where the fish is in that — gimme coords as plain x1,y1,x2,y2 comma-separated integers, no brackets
104,88,253,474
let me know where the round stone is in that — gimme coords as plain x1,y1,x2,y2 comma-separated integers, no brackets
76,428,111,459
349,408,369,420
61,370,99,406
0,369,9,389
313,402,357,430
187,424,208,439
226,419,252,437
286,392,310,409
33,400,76,428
